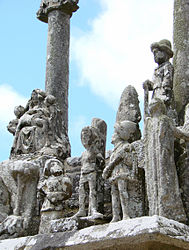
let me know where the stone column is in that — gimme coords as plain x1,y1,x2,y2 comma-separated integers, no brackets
173,0,189,124
37,0,79,132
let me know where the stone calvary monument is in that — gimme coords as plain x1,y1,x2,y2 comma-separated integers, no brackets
1,1,189,249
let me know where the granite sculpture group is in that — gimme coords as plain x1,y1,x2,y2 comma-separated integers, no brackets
0,0,189,245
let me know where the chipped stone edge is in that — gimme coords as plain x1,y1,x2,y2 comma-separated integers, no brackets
0,216,189,250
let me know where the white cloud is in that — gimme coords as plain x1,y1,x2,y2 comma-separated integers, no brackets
0,84,27,130
72,0,173,108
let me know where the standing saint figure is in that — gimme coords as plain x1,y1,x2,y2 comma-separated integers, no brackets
144,98,189,223
143,39,177,123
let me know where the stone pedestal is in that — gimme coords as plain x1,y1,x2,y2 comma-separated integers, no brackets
1,216,189,250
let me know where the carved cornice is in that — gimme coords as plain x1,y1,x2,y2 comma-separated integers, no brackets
37,0,79,23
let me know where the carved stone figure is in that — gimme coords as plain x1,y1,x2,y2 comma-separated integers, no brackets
103,120,145,222
144,98,189,223
143,39,177,123
38,158,72,234
102,85,145,223
11,89,48,156
91,118,107,214
74,121,106,219
0,160,39,239
103,121,138,222
10,89,70,158
7,105,25,136
0,89,71,239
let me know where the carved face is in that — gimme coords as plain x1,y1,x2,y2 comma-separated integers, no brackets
49,162,63,177
81,127,92,149
112,121,137,144
111,131,120,145
31,90,39,105
14,105,25,118
152,48,168,65
44,159,64,177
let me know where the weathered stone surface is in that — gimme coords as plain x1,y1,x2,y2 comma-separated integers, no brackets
116,85,141,124
66,156,82,168
61,152,112,220
116,85,141,140
144,98,189,223
8,89,70,159
0,89,72,238
103,84,144,223
37,0,79,22
132,139,144,169
175,103,189,224
91,118,107,214
37,1,79,135
49,216,108,234
103,121,145,222
143,39,177,124
45,10,70,133
74,119,107,219
38,158,72,234
0,216,189,250
173,0,189,124
49,217,78,233
0,178,11,223
0,159,40,239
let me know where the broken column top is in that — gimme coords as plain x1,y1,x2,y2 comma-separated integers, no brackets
37,0,79,23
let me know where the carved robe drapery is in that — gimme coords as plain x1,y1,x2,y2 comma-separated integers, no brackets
145,114,186,223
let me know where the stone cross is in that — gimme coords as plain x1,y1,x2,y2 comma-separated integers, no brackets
37,0,79,133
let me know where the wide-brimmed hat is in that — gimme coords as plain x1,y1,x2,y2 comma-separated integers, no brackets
150,39,173,58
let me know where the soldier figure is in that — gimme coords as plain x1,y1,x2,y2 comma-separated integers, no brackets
74,126,104,219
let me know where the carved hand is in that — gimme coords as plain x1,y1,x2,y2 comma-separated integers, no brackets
143,80,153,90
102,166,111,180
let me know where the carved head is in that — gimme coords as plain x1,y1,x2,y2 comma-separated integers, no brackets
43,158,64,177
44,94,56,106
30,89,46,107
81,126,100,150
151,39,173,65
14,105,25,119
112,121,137,144
81,126,93,149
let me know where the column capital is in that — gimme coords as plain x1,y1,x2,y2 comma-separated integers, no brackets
37,0,79,23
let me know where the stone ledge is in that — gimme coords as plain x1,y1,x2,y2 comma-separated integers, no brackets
0,216,189,250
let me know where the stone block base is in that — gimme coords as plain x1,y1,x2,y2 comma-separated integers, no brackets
0,216,189,249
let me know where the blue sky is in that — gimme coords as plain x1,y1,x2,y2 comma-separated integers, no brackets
0,0,173,161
